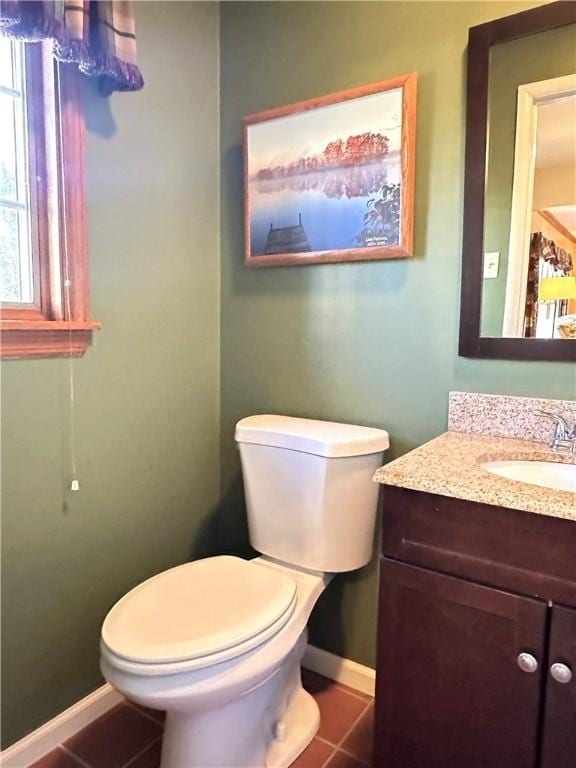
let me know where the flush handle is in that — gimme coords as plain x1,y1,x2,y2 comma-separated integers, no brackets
517,653,539,673
550,662,573,684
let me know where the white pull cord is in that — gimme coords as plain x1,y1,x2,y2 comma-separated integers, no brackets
55,61,79,492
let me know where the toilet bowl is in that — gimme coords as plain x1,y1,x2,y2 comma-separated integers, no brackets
101,556,330,768
101,415,389,768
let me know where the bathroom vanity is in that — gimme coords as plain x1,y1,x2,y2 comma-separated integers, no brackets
373,394,576,768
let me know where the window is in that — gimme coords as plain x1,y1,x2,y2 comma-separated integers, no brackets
0,39,97,359
0,41,34,305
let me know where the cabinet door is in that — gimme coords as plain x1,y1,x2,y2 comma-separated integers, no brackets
374,559,547,768
541,604,576,768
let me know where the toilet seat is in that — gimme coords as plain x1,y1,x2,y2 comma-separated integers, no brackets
101,556,297,674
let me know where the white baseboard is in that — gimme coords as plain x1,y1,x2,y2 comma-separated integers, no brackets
1,645,374,768
303,644,376,697
0,684,123,768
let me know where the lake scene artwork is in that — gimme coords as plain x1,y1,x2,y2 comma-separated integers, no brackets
245,84,406,263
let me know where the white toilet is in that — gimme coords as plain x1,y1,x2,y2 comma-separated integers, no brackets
100,415,389,768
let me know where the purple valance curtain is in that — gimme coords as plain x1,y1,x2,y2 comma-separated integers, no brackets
0,1,143,94
530,231,573,274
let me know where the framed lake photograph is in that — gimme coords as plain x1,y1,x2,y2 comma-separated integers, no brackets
243,73,417,267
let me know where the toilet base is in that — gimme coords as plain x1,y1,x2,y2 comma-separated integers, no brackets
266,686,320,768
160,632,319,768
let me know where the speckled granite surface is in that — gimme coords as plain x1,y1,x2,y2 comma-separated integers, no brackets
448,391,576,442
373,431,576,521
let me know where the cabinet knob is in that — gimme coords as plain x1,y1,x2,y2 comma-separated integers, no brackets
517,652,539,673
550,663,573,684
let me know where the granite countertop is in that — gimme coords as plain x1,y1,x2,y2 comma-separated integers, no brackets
373,431,576,521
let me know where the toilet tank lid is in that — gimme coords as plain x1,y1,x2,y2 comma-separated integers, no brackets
235,415,389,458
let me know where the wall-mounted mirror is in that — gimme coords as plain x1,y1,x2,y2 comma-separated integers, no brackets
459,2,576,361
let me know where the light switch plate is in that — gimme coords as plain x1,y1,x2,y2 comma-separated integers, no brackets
483,251,500,279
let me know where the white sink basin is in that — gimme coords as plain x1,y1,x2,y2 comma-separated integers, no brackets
480,460,576,493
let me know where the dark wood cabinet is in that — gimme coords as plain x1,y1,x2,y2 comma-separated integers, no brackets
374,486,576,768
376,559,546,768
541,605,576,768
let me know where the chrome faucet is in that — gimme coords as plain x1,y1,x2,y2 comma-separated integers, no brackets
534,410,576,453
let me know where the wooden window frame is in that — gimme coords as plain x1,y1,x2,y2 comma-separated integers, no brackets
1,44,99,359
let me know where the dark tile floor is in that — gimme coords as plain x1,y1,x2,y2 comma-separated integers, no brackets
29,670,373,768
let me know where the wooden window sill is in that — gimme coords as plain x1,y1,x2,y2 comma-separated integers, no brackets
1,321,101,359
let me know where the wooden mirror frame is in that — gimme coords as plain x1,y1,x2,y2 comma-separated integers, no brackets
459,1,576,361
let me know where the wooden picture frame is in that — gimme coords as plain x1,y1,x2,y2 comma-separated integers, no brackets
243,73,417,268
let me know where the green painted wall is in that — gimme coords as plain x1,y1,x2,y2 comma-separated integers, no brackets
482,24,576,337
3,0,576,751
219,1,576,669
1,2,220,748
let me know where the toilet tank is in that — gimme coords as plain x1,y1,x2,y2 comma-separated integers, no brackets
235,415,389,573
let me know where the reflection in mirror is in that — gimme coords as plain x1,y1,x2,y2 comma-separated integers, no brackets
481,24,576,340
